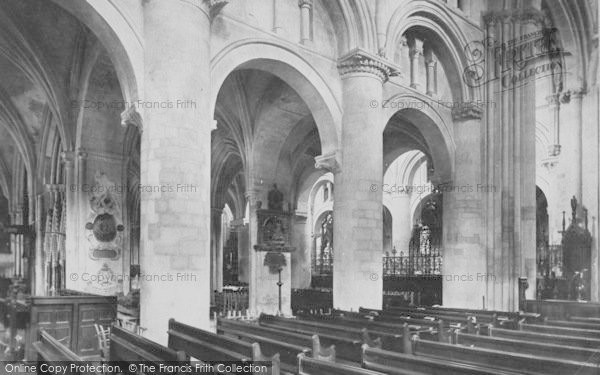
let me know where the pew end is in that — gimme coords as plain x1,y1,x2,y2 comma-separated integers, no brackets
402,324,413,354
251,342,281,375
361,328,382,349
310,334,335,361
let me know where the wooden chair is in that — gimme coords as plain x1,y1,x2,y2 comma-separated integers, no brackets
94,323,110,359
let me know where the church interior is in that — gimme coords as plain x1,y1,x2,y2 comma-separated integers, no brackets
0,0,599,373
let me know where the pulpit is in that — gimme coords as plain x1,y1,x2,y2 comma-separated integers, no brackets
253,209,295,316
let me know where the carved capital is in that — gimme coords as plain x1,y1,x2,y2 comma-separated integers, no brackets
77,147,88,160
60,151,75,165
121,105,143,134
338,48,399,82
546,93,560,106
562,88,586,103
547,144,561,157
452,102,484,121
205,0,229,17
314,152,341,173
298,0,313,8
408,37,424,58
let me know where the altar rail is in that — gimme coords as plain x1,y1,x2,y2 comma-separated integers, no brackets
383,252,442,276
213,289,249,316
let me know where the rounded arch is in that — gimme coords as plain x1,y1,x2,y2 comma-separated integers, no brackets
306,173,334,233
0,158,10,203
51,0,141,103
382,94,455,184
211,40,341,155
384,1,478,103
320,0,377,54
541,0,592,90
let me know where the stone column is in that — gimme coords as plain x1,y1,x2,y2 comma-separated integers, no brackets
245,189,259,313
333,49,396,310
272,0,281,33
298,0,312,44
408,37,423,90
425,49,437,96
291,212,310,289
13,207,22,277
211,207,223,297
34,194,44,295
75,148,88,290
443,105,487,309
546,94,561,157
559,89,585,205
140,0,211,343
482,9,541,310
61,151,76,290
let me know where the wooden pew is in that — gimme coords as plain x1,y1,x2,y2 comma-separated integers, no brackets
519,322,600,340
225,317,368,362
259,314,401,351
362,344,518,375
375,305,521,327
110,325,187,374
571,316,600,324
218,318,334,357
217,318,329,372
331,310,455,339
168,319,280,374
543,319,600,330
360,306,485,324
33,329,93,375
300,311,444,342
297,352,388,375
524,299,600,320
453,330,600,365
411,335,599,375
360,306,498,327
488,326,600,349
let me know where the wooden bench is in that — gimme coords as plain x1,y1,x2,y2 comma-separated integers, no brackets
325,311,452,341
488,326,600,349
217,318,330,372
33,329,94,375
519,322,600,339
297,352,387,375
543,319,600,330
259,314,399,351
411,335,599,375
110,325,187,374
360,306,497,327
571,316,600,324
229,317,368,362
454,330,600,365
168,319,280,374
362,344,518,375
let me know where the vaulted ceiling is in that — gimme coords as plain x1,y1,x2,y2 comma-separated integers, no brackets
0,0,118,201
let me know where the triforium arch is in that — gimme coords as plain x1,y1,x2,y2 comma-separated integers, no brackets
384,0,481,103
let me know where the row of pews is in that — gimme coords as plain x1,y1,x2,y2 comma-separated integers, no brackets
31,303,600,375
